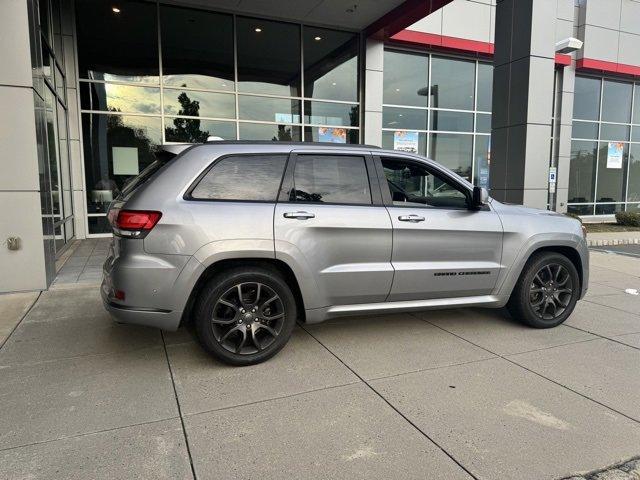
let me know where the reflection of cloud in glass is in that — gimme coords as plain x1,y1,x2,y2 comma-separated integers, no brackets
164,74,233,92
104,83,161,114
163,89,235,118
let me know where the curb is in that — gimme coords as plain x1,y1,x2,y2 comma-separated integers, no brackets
588,238,640,247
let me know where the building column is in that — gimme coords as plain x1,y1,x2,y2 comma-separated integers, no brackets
363,38,384,146
490,0,556,208
0,0,50,292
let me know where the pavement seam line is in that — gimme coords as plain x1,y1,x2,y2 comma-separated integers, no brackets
181,379,363,418
0,291,42,351
413,313,640,426
299,323,481,480
0,416,182,453
563,324,640,352
161,331,198,480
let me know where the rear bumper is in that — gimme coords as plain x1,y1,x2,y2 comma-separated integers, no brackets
101,285,183,330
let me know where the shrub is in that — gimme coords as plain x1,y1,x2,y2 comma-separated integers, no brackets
615,211,640,227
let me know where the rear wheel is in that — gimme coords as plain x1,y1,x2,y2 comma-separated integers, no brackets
194,266,297,365
507,252,580,328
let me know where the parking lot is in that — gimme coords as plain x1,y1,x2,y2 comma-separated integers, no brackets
1,242,639,479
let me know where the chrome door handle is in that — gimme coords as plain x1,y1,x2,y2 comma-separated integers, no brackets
283,211,315,220
398,214,425,223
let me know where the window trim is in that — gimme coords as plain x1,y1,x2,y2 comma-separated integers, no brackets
277,150,381,207
374,153,475,211
183,152,290,203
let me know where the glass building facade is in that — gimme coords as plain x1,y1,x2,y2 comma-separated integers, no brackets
31,0,75,265
75,0,360,233
381,49,492,187
568,75,640,215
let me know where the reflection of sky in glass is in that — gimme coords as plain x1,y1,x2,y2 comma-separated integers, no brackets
115,115,163,144
192,156,287,201
101,83,161,114
239,123,301,141
294,156,370,204
239,96,301,123
304,101,358,126
164,74,233,92
305,57,357,102
103,73,160,84
163,89,236,118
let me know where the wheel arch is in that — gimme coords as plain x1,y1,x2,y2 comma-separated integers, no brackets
180,257,306,327
527,245,583,292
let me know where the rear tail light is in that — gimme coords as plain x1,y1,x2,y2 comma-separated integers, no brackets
109,209,162,238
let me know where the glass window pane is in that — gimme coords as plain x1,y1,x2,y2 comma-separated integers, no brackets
39,0,51,45
304,127,359,144
160,6,234,91
45,87,61,218
429,133,473,181
383,50,429,107
601,80,632,123
567,204,594,215
476,114,491,134
569,140,597,203
382,130,427,156
430,57,475,110
82,113,161,214
627,203,640,212
632,127,640,142
76,0,159,83
382,107,427,130
572,121,598,139
80,81,161,114
163,89,235,119
573,76,601,120
238,96,300,123
596,141,628,203
474,135,491,188
237,17,300,96
627,145,640,203
430,110,473,132
191,155,287,201
88,216,112,234
595,203,623,215
304,27,358,102
634,84,640,124
304,101,358,126
239,123,301,141
165,118,236,143
292,155,371,204
476,63,493,111
600,123,630,141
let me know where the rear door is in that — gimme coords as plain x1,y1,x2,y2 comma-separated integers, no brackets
376,154,503,301
274,150,393,308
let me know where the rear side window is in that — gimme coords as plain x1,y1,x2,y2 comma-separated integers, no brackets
292,155,371,204
190,154,287,201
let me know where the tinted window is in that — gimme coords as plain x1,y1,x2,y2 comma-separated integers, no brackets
601,80,632,124
430,57,475,110
383,50,428,107
160,6,234,91
382,158,468,209
476,63,493,111
573,76,601,120
191,155,287,201
237,17,300,96
75,0,159,83
292,155,371,204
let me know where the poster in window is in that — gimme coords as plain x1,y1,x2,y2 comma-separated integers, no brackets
393,130,419,153
318,127,346,143
606,142,623,169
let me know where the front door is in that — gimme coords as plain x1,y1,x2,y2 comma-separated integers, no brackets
377,154,503,302
274,151,393,308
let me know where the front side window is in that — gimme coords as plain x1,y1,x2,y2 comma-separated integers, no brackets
381,157,468,209
292,155,371,204
190,155,287,201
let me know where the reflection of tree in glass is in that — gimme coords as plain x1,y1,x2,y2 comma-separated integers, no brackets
348,106,359,143
165,90,210,143
272,124,293,142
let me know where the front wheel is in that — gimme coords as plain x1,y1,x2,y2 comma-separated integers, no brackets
507,252,580,328
194,266,297,365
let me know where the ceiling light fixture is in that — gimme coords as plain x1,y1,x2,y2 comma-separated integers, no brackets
112,6,120,13
314,36,322,41
254,27,262,33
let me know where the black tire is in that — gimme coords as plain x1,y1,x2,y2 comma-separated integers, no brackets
507,252,580,328
194,266,297,366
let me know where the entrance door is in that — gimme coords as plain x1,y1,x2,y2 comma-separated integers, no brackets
376,154,503,302
274,151,393,308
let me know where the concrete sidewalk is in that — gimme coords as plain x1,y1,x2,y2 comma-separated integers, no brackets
586,231,640,247
0,250,639,479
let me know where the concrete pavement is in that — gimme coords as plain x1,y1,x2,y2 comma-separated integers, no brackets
0,246,639,479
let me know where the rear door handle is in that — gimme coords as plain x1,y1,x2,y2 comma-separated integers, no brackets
398,214,425,223
283,211,315,220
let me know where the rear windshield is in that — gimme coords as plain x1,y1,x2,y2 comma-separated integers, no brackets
120,150,176,199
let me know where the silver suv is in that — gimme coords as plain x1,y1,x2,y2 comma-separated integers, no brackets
102,142,589,365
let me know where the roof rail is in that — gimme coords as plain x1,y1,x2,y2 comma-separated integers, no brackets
202,140,381,149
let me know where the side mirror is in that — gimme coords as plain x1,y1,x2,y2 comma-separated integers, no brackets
472,186,489,207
